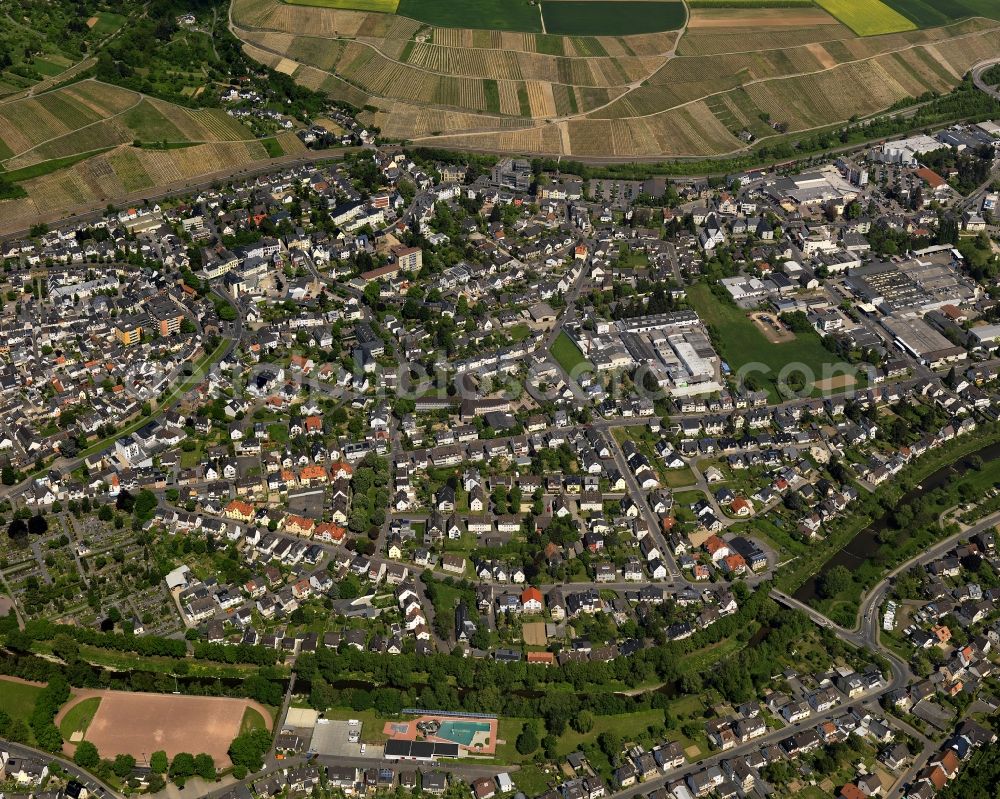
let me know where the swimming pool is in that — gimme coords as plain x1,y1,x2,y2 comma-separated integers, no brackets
436,720,491,746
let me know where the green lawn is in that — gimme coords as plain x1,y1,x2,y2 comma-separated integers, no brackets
554,709,664,756
240,706,269,734
89,12,127,37
31,56,72,77
550,331,592,375
121,101,185,144
321,707,391,742
674,489,706,506
687,282,846,402
0,677,44,725
513,765,554,796
509,323,532,342
542,1,685,35
261,137,284,158
676,636,745,674
268,423,290,443
663,466,697,488
60,696,102,741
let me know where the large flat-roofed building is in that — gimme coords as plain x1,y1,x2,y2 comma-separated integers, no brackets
881,316,967,368
871,134,942,166
617,310,699,334
969,324,1000,348
620,325,722,397
846,257,978,315
764,166,859,207
383,740,460,761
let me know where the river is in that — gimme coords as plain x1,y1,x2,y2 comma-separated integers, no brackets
792,440,1000,603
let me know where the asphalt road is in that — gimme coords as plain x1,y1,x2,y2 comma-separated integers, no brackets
0,739,124,799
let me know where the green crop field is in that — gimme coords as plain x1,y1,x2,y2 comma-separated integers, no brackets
815,0,917,34
686,283,843,402
31,56,72,77
395,0,543,31
882,0,1000,25
286,0,549,31
542,1,685,35
284,0,400,11
3,148,116,182
550,331,592,374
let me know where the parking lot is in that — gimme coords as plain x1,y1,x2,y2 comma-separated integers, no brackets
310,719,382,759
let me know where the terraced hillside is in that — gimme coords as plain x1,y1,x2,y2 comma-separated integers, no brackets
231,0,1000,158
0,78,306,230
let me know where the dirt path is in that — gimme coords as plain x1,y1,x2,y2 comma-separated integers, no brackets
0,674,47,687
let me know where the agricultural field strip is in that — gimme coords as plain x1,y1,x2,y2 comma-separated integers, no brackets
677,15,987,56
233,5,996,128
0,57,98,108
406,18,998,147
0,83,144,166
0,81,266,167
229,1,680,57
407,30,996,157
236,24,647,119
233,24,672,87
234,0,680,51
580,19,1000,122
283,29,664,87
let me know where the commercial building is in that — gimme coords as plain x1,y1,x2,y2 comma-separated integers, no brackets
880,316,967,368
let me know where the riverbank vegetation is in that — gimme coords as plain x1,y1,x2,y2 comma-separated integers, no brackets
788,423,1000,627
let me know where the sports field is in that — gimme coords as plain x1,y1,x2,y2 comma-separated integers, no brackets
686,283,844,401
58,690,272,766
814,0,916,35
60,696,102,741
542,1,685,36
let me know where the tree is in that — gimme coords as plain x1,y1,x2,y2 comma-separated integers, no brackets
150,750,168,774
74,741,100,769
597,731,622,761
169,752,195,781
763,760,795,786
817,565,853,598
113,753,136,778
571,710,594,734
133,489,158,521
228,729,271,772
516,722,539,755
7,517,27,541
193,753,216,781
